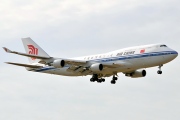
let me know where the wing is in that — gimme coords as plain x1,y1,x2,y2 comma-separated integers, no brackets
3,47,89,72
65,59,87,66
3,47,86,65
102,61,132,68
5,62,43,68
3,47,50,59
66,61,132,76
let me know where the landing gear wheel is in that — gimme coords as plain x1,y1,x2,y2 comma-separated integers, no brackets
97,79,102,83
157,70,162,74
111,80,116,84
90,78,95,82
110,75,118,84
90,74,105,83
102,79,105,82
90,74,98,82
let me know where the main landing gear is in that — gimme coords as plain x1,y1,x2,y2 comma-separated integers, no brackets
90,74,118,84
157,65,163,74
90,74,105,83
111,76,118,84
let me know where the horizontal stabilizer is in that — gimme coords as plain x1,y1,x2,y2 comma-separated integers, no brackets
2,47,50,59
5,62,43,68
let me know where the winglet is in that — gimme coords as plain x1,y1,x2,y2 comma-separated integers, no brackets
3,47,12,53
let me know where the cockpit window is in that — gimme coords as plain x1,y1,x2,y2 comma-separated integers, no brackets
160,45,167,47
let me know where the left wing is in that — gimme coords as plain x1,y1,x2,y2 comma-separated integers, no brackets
3,47,50,59
5,62,43,68
3,47,86,66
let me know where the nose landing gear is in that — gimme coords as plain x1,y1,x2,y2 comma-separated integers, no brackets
157,65,163,74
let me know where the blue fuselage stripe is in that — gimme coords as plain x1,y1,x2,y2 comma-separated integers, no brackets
90,51,177,62
35,51,178,72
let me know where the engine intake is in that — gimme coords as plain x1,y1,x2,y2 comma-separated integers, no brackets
90,63,103,72
53,59,65,68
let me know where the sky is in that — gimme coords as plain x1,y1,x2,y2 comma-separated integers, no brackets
0,0,180,120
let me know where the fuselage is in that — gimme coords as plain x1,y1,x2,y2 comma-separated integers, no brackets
33,43,178,77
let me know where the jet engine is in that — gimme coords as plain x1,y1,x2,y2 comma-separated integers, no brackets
126,69,146,78
90,63,103,72
53,59,65,68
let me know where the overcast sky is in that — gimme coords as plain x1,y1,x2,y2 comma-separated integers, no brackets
0,0,180,120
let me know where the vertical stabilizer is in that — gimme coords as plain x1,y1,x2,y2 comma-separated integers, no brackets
22,37,50,63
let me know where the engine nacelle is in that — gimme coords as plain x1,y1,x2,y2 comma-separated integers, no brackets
53,59,65,68
128,69,146,78
90,63,103,72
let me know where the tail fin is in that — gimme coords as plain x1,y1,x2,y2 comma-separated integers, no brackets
22,37,50,63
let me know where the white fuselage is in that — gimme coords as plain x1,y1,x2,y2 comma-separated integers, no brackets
32,44,178,77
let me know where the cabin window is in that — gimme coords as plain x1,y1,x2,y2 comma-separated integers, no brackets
160,45,167,47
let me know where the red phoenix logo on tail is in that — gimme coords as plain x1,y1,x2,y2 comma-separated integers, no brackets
28,45,38,60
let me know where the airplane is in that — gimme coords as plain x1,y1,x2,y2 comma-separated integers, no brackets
3,37,178,84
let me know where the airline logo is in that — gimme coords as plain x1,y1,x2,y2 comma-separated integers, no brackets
27,45,38,60
140,49,145,53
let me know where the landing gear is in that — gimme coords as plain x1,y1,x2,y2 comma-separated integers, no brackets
111,80,116,84
111,76,118,84
157,70,162,74
157,65,163,74
90,74,105,83
90,74,98,82
102,78,105,82
90,78,95,82
90,74,118,84
97,78,105,83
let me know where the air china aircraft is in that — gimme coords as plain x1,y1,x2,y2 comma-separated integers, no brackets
3,38,178,84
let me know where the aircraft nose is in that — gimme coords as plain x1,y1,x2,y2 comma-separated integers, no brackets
171,50,178,59
174,50,178,57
